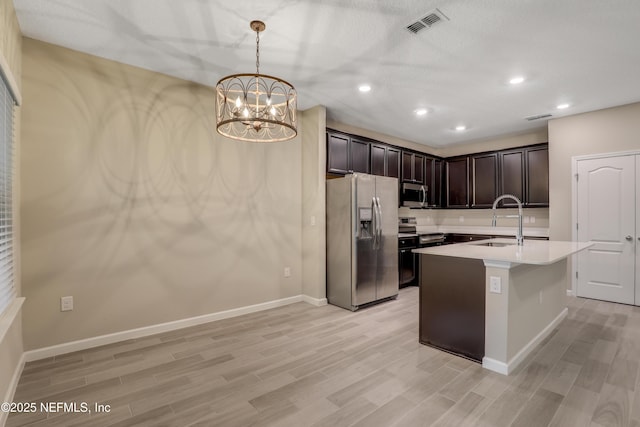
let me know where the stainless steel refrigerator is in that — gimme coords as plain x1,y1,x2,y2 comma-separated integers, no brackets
326,173,399,311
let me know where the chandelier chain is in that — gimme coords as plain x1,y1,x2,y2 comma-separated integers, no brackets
255,29,260,75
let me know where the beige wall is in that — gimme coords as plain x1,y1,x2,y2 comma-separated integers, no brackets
548,102,640,240
434,128,548,158
301,106,327,300
0,0,23,415
20,38,314,349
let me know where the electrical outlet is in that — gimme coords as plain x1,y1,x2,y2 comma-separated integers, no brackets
531,216,536,224
284,267,291,278
310,216,316,226
489,276,501,294
524,216,530,224
459,216,465,223
60,296,73,312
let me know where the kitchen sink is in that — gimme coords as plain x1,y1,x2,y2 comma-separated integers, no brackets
472,242,516,247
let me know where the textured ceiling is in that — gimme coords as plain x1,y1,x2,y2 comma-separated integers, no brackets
13,0,640,146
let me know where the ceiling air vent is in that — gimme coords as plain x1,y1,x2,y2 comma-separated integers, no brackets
406,8,449,34
525,114,553,121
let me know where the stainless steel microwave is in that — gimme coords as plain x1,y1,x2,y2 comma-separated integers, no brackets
401,182,428,208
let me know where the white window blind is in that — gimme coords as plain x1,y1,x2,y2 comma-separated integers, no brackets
0,72,15,316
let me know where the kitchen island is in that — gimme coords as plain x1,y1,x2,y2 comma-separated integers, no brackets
414,238,592,375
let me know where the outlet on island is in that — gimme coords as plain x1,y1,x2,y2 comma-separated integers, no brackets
284,267,291,278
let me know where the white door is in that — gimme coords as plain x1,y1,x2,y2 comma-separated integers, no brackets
637,156,640,305
576,155,636,304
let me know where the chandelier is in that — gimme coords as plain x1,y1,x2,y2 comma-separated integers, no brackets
215,20,297,143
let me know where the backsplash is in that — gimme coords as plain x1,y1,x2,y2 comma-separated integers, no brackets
399,207,549,229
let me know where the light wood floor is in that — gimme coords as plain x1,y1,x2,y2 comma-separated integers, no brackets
7,287,640,427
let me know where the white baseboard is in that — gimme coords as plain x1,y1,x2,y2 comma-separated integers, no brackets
24,294,321,362
482,357,508,375
483,307,568,376
302,295,328,306
1,352,25,426
567,289,576,297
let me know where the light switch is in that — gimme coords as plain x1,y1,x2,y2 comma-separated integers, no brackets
489,276,502,294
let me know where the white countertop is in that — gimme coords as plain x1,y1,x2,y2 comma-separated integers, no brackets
413,238,592,265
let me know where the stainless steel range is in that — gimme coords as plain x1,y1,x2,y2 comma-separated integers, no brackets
398,217,445,287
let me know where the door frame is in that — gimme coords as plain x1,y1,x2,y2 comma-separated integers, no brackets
571,149,640,296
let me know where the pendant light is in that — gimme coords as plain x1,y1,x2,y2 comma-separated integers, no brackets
215,20,297,142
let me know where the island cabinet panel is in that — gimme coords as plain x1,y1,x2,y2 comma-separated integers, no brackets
525,145,549,206
470,153,498,208
446,156,470,208
419,255,486,362
498,150,525,207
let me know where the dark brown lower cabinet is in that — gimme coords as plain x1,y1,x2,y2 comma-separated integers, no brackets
419,255,485,362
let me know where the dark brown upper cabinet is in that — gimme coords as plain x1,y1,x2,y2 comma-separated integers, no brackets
498,144,548,207
525,145,549,206
387,147,401,179
370,143,401,178
446,156,470,208
401,151,425,184
423,157,443,207
326,131,370,175
498,149,525,207
470,153,498,208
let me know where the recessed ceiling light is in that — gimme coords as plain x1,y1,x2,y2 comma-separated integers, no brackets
415,108,428,116
509,76,525,85
358,84,371,93
557,103,570,109
455,125,466,131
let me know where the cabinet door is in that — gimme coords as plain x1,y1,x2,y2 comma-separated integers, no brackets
470,153,498,208
414,154,425,184
327,132,350,175
525,146,549,206
424,158,434,205
387,148,401,179
350,138,370,173
446,157,469,208
499,150,525,207
433,159,443,207
402,151,413,182
370,144,386,176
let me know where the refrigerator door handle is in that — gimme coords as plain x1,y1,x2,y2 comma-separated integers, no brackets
375,197,383,247
371,197,378,249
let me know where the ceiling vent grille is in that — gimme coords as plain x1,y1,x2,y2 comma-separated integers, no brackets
525,113,553,121
406,8,449,34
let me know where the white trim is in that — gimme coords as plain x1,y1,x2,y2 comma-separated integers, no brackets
0,50,22,106
483,307,568,375
302,295,328,306
0,352,25,426
483,260,520,269
25,294,320,362
482,357,508,375
0,297,24,344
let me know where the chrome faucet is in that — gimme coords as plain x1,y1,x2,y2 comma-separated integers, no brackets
491,194,524,246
